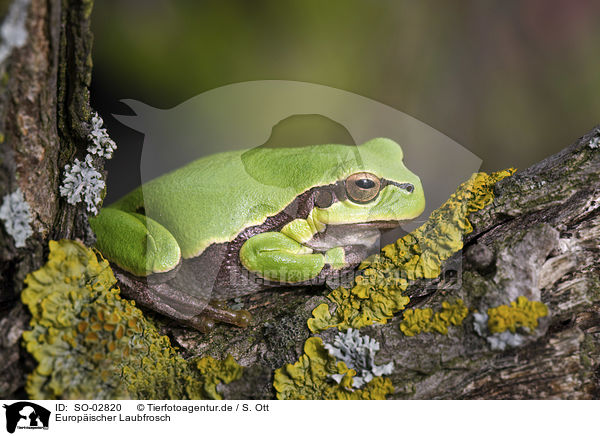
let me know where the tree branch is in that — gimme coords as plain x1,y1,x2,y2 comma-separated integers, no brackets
0,0,95,398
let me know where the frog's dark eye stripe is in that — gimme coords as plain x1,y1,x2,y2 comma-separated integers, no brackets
315,190,334,208
345,172,381,204
381,179,415,194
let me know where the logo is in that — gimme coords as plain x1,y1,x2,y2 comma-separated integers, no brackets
114,80,482,296
3,402,50,433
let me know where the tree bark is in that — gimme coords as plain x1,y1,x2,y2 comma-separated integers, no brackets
0,0,95,398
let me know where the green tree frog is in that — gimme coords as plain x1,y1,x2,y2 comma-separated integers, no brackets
89,138,425,331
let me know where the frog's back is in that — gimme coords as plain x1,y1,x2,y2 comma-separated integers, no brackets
109,138,405,258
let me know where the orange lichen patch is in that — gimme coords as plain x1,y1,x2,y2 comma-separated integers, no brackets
84,332,99,342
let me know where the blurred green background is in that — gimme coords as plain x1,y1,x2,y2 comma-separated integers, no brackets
91,0,600,202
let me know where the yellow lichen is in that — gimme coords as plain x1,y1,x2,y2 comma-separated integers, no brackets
400,299,469,336
308,170,515,333
273,337,394,400
21,239,242,400
195,355,244,400
487,296,548,334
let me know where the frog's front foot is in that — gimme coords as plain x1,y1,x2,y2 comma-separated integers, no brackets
188,301,252,333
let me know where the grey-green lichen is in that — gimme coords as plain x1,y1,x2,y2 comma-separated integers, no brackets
21,239,242,400
400,299,469,336
0,0,30,65
273,337,394,400
0,188,33,247
60,111,117,215
323,328,393,388
59,155,106,214
308,170,515,333
87,112,117,158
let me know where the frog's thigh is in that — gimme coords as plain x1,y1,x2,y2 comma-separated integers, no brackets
89,208,181,276
239,232,326,283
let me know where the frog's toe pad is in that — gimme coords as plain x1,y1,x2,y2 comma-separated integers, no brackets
232,309,252,328
190,315,216,333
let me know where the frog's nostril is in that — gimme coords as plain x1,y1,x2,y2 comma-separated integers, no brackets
405,184,414,193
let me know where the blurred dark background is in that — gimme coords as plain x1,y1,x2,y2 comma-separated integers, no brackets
90,0,600,203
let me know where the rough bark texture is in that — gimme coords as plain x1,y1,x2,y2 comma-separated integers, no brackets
0,0,95,398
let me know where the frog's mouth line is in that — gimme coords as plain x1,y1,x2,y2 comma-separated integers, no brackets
351,220,408,229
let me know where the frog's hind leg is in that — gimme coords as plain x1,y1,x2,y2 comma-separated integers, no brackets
114,269,251,333
188,301,251,333
90,208,182,277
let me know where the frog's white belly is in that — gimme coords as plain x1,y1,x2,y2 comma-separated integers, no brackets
304,224,381,252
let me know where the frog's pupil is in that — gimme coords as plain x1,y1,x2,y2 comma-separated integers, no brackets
356,179,375,189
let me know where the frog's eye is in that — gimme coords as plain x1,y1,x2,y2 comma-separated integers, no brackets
345,172,381,204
